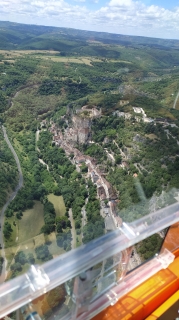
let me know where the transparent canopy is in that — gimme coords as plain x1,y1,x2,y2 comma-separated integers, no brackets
0,196,179,320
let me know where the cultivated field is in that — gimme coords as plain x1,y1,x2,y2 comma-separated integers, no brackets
35,55,104,65
0,49,59,58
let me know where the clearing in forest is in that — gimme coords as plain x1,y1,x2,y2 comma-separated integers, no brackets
45,232,65,257
0,50,58,58
18,201,44,243
47,194,66,217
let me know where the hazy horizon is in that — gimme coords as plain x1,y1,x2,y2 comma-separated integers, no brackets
1,0,179,40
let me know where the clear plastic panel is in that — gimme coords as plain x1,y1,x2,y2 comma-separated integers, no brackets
6,248,174,320
0,201,178,319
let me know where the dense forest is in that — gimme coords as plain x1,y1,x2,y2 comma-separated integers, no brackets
0,130,18,209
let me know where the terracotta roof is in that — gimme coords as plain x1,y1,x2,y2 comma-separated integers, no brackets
133,173,138,178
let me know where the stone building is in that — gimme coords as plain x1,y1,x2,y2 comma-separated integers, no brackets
98,186,107,200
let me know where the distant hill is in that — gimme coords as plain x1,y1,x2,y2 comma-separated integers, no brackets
1,20,179,51
1,20,179,70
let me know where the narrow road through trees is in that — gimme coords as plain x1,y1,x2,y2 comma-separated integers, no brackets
173,90,179,109
69,209,76,249
0,126,23,283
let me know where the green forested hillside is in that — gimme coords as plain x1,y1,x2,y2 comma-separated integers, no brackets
1,20,179,50
0,130,18,208
1,21,179,67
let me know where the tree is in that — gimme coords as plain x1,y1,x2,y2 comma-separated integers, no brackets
15,251,27,265
56,216,71,233
80,163,88,173
41,224,55,234
3,222,12,238
0,257,4,275
16,212,23,219
0,91,7,113
28,253,35,264
35,245,53,262
63,240,68,251
10,262,22,272
115,155,122,165
56,233,64,247
75,220,81,229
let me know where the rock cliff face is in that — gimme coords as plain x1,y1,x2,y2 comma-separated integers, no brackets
72,115,91,130
64,115,91,145
64,106,101,145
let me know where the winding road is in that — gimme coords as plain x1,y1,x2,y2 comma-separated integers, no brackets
35,129,40,152
69,209,76,249
0,126,23,283
173,90,179,109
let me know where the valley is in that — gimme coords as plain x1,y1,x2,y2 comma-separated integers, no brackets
0,21,179,282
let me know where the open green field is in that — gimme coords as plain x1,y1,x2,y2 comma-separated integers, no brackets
37,55,133,66
0,49,59,58
18,201,44,243
4,216,17,249
36,56,95,65
4,232,63,279
4,224,45,272
47,194,66,217
0,49,134,66
45,232,65,257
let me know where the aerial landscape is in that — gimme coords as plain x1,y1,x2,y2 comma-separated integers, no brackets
0,16,179,318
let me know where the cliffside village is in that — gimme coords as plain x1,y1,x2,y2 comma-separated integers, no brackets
40,103,175,230
40,105,122,229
